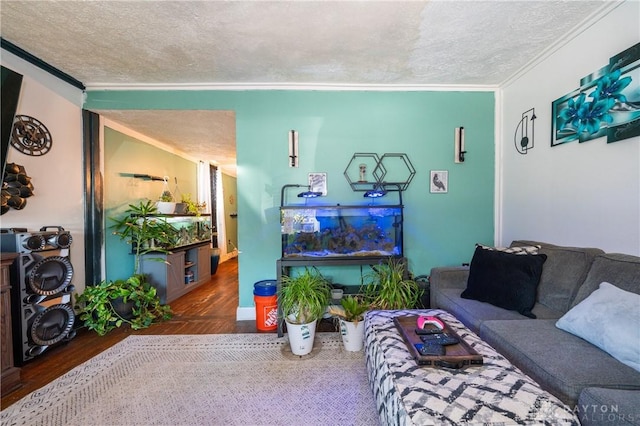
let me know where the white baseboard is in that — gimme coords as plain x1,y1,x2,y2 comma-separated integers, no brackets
236,306,256,321
221,249,239,263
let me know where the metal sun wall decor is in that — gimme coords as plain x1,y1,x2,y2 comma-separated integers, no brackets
552,42,640,147
11,115,53,156
515,108,536,154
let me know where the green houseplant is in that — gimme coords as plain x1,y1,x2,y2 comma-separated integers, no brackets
109,199,178,275
328,295,369,325
328,295,369,351
279,267,331,355
156,178,176,214
75,200,175,335
75,275,172,336
180,193,206,216
363,258,422,310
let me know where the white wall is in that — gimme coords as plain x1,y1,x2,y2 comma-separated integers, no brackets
500,1,640,255
1,51,86,291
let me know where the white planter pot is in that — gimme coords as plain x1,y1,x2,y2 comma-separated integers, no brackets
340,319,365,352
286,319,317,356
156,201,176,214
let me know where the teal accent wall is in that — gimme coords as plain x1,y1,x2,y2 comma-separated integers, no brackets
103,126,198,281
87,90,495,308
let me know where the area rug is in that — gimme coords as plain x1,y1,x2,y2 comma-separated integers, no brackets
1,333,379,426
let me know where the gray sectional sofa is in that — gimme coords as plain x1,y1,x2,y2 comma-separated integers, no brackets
430,240,640,426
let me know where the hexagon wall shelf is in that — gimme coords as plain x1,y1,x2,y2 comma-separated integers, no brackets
373,153,415,191
344,152,415,192
343,153,381,192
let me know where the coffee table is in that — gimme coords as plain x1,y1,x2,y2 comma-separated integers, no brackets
364,309,579,425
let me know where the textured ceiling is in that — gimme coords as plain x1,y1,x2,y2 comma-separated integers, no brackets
98,110,236,170
0,0,613,174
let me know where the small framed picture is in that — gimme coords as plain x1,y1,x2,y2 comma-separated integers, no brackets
430,170,448,193
308,172,327,195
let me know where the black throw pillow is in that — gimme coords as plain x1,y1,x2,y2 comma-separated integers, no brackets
461,246,547,318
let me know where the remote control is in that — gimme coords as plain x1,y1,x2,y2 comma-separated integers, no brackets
416,342,445,356
415,328,444,335
420,333,460,346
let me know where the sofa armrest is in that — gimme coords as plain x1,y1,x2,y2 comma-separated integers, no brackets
429,266,469,308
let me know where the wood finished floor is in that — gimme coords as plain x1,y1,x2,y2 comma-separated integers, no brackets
2,257,340,409
1,257,255,409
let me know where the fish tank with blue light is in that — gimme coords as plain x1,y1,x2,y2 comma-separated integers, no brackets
140,214,213,249
280,205,403,259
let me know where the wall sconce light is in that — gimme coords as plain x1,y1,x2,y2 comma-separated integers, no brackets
515,108,536,154
288,130,298,167
454,126,466,163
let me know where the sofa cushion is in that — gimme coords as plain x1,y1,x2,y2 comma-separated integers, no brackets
435,287,561,333
556,281,640,372
461,246,547,318
572,253,640,308
511,240,604,314
479,319,640,406
577,387,640,426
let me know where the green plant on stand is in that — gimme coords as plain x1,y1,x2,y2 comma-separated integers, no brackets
181,193,206,216
109,199,178,274
75,200,175,335
279,268,331,356
363,258,423,310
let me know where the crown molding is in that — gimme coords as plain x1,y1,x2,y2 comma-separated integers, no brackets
84,82,499,92
1,38,85,90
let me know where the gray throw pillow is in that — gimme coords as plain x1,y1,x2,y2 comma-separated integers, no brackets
556,281,640,372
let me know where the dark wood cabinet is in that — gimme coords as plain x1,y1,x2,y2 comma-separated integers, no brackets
141,242,212,304
1,253,21,395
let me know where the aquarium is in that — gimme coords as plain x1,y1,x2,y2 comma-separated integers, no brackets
280,205,403,259
140,214,213,248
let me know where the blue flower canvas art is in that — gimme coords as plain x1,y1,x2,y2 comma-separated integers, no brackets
552,42,640,146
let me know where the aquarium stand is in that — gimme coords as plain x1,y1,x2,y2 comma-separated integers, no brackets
275,256,406,337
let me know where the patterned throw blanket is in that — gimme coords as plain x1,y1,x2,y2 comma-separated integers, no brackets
365,309,579,425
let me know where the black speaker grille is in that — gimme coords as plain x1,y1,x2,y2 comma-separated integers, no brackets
27,256,74,295
30,304,75,346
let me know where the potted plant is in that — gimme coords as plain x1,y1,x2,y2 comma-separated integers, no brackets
180,193,206,216
156,191,176,214
109,199,178,275
156,176,176,214
75,200,176,335
279,267,331,355
75,275,172,336
328,295,369,351
363,258,423,310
